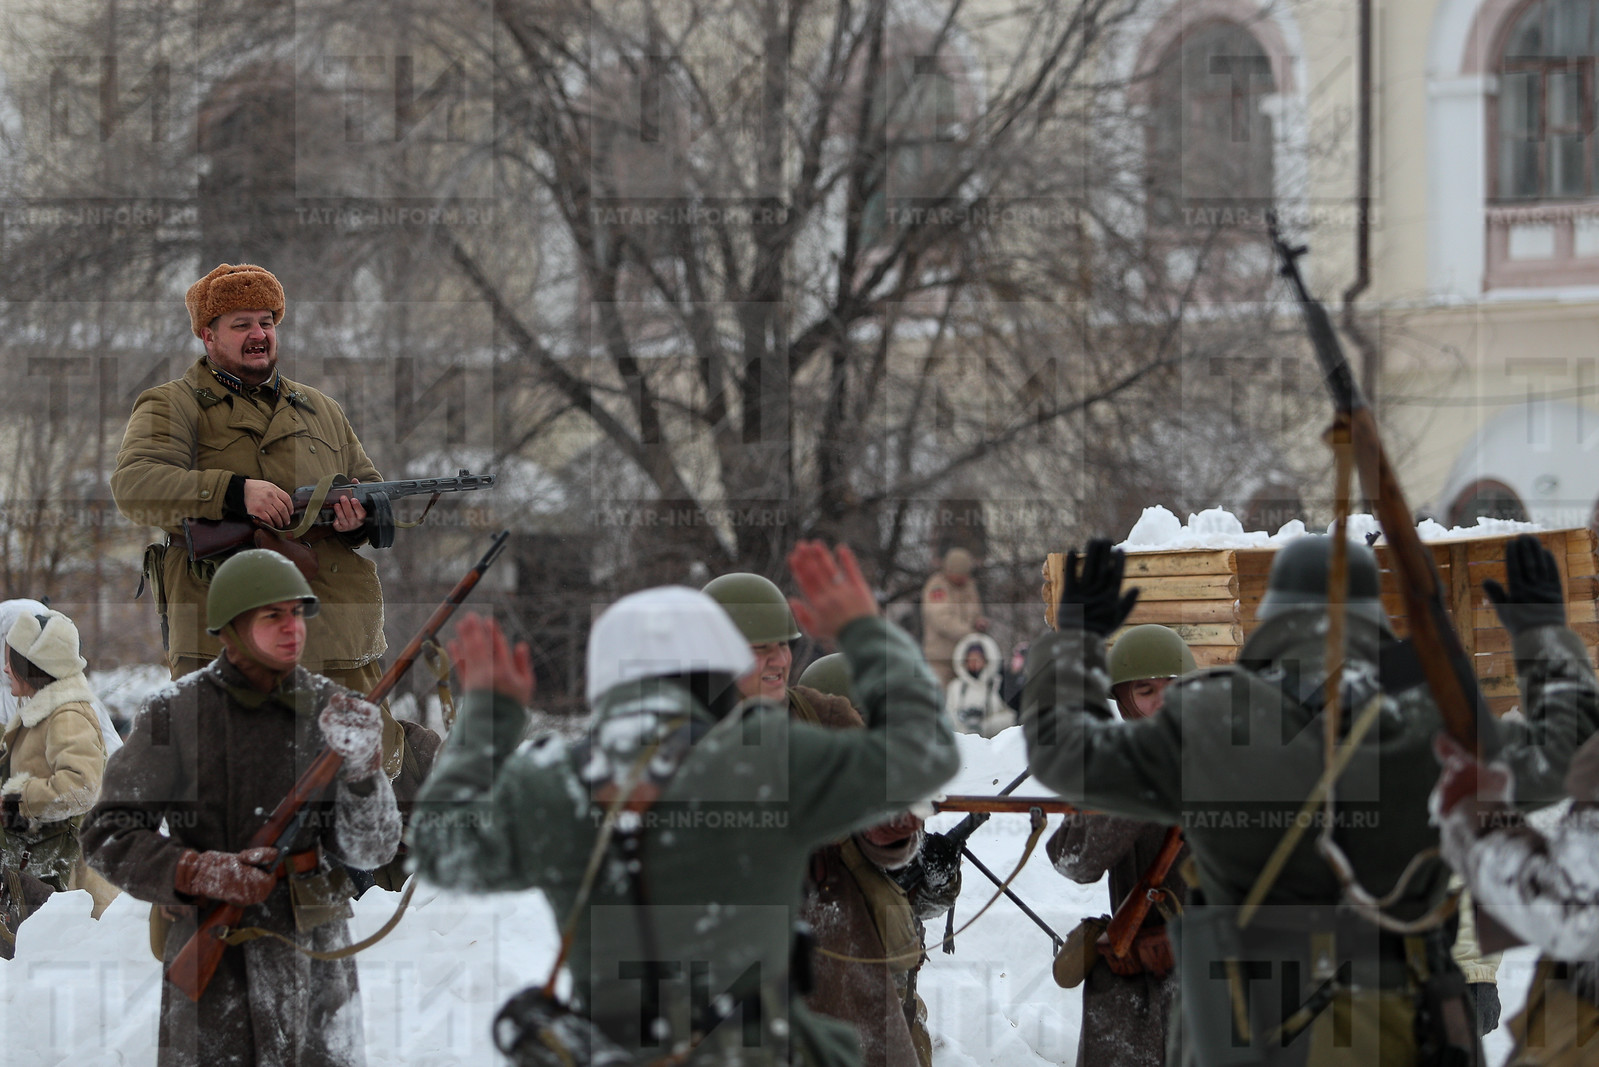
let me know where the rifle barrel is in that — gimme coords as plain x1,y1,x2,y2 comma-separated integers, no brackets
934,796,1081,815
1265,213,1501,761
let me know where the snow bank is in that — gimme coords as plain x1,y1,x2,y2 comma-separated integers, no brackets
0,723,1526,1066
1120,505,1544,553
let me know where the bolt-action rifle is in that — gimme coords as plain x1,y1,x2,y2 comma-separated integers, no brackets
1266,214,1501,761
166,530,510,1002
183,469,497,571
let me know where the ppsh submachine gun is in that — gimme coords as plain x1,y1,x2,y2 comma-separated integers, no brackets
183,469,496,577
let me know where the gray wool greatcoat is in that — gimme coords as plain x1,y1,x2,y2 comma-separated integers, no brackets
81,655,400,1067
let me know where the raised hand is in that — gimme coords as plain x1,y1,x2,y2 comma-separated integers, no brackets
786,541,878,643
1482,534,1565,636
1059,538,1140,637
448,612,535,705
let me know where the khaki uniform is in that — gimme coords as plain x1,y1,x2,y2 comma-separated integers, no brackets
920,574,981,687
111,358,385,682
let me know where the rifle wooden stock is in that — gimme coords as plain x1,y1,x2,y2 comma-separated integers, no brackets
165,531,511,1001
933,796,1082,815
1267,216,1501,761
1102,825,1184,960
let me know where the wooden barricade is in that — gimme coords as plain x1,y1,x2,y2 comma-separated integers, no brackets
1043,528,1599,715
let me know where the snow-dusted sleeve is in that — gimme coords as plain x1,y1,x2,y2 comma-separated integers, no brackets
1449,807,1599,960
1498,624,1599,809
1047,811,1146,885
80,694,191,906
1023,628,1183,823
410,689,556,892
329,773,401,870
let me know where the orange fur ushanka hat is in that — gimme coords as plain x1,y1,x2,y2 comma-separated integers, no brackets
185,263,286,337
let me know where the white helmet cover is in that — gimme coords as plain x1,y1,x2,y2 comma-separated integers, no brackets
586,586,757,703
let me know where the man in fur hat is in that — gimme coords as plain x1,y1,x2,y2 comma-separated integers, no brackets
110,262,427,792
112,263,385,692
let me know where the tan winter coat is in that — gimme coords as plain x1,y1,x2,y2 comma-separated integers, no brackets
0,673,108,893
920,573,982,681
1,674,106,824
111,358,385,669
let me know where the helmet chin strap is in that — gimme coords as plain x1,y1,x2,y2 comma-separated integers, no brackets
221,620,297,684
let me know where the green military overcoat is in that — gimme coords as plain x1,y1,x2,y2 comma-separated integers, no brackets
1024,612,1599,1066
411,615,960,1067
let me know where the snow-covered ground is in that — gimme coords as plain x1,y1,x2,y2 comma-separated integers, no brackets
0,724,1530,1065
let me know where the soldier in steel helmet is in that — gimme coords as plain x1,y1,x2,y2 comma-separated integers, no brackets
1046,623,1195,1067
702,573,950,1067
81,549,400,1067
410,541,958,1067
1024,534,1599,1067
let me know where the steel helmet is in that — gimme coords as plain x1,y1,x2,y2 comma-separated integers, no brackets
796,653,852,699
1108,624,1196,686
586,586,755,703
1257,535,1385,625
206,549,319,634
701,572,801,644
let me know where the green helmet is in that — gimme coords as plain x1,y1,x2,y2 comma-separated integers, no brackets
1108,624,1196,685
702,572,800,644
1257,535,1384,625
796,653,852,699
206,549,320,634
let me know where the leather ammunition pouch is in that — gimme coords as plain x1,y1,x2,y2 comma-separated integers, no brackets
1053,915,1108,989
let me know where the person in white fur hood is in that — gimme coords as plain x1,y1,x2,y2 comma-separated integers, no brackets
0,608,111,952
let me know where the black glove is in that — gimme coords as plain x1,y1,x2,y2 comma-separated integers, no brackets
902,831,963,922
1059,539,1140,637
0,795,24,834
1482,534,1565,635
1463,981,1501,1036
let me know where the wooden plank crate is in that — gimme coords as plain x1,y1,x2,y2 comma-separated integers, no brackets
1043,528,1599,716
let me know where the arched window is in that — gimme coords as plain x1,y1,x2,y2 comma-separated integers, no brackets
1447,478,1530,527
1495,0,1599,202
1147,21,1276,227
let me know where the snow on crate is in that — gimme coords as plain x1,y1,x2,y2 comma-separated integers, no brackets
1089,506,1593,694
